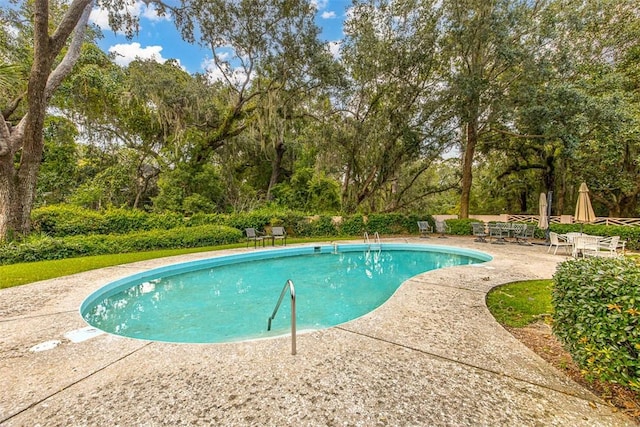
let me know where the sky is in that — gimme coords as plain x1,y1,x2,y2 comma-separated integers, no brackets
89,0,351,75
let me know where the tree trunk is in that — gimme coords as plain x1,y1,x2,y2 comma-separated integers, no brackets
0,158,20,239
266,139,285,200
0,0,93,240
459,121,478,219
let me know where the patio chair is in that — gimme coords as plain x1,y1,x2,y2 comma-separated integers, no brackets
245,228,266,248
488,223,508,244
417,221,433,238
573,235,600,257
595,236,622,257
471,222,487,243
435,220,451,238
271,226,287,246
547,232,571,255
514,224,535,245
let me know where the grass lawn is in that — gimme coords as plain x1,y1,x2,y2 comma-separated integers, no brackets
486,279,554,327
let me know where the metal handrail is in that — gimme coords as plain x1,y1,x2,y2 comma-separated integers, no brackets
364,232,381,244
267,279,296,355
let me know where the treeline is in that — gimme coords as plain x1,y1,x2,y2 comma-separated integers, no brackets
3,0,640,242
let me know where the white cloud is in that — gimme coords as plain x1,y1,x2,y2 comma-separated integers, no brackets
141,4,171,22
327,40,341,59
321,11,336,19
90,1,170,33
202,58,250,86
311,0,329,11
89,7,111,30
109,42,167,67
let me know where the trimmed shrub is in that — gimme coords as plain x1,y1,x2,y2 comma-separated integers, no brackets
445,218,476,236
553,257,640,393
367,213,419,235
32,205,105,236
0,225,242,265
103,208,150,234
339,215,366,236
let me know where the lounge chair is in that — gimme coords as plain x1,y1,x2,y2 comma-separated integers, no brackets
245,228,266,248
417,221,433,238
435,220,451,238
471,222,487,243
547,232,572,255
271,226,287,246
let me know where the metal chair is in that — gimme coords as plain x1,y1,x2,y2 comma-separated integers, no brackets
417,221,433,238
471,222,487,243
271,226,287,246
245,228,266,248
489,223,508,244
435,220,451,238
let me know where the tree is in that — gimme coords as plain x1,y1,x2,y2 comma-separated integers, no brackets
36,116,79,205
335,0,454,213
439,0,541,218
0,0,137,239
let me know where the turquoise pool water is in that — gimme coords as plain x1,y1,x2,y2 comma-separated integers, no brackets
81,244,490,343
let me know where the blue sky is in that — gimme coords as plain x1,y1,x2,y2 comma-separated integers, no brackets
90,0,350,74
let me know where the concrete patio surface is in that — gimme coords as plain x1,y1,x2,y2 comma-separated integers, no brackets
1,236,636,426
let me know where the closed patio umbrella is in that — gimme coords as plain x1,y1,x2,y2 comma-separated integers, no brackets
538,192,548,230
574,182,596,232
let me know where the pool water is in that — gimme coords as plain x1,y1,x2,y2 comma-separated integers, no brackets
81,244,490,343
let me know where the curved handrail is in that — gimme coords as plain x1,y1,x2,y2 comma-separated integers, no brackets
267,279,296,355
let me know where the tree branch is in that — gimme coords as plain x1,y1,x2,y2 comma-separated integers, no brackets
45,1,93,101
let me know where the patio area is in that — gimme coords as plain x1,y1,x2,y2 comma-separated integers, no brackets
0,237,635,426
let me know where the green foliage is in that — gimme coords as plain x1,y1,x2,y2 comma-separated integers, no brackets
445,218,476,236
553,257,640,393
31,205,105,236
307,174,342,212
31,205,183,236
0,225,242,265
154,164,225,214
487,280,553,328
339,215,366,236
36,116,79,206
103,208,151,234
366,213,425,235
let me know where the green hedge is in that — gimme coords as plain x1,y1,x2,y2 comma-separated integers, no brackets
0,225,242,265
31,205,184,236
445,218,477,236
553,257,640,393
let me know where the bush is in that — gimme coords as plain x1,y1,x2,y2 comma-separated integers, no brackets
31,205,187,236
0,225,242,265
367,213,420,235
32,205,105,236
103,208,151,234
339,215,366,236
553,257,640,393
441,218,475,236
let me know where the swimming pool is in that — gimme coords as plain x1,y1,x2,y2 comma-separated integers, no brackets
81,244,491,343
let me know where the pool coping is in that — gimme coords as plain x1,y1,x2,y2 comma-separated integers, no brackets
0,236,635,426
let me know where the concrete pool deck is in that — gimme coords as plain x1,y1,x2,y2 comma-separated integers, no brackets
0,237,636,426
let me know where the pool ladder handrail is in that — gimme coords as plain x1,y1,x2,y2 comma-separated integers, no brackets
267,279,296,355
363,231,381,244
